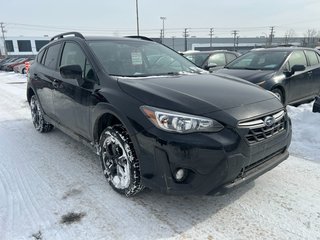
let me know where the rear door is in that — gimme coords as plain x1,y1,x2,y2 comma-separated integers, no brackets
53,41,97,140
304,50,320,95
34,43,62,121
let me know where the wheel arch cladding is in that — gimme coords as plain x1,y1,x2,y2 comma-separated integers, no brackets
27,88,35,104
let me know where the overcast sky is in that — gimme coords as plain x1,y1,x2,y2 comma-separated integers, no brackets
2,0,320,38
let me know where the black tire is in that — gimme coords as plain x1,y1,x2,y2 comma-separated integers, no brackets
99,124,143,196
272,88,285,104
22,68,26,74
30,95,54,133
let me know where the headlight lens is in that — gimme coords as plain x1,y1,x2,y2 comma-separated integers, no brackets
140,106,224,133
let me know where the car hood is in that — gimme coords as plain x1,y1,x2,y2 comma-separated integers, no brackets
216,68,275,84
117,73,277,116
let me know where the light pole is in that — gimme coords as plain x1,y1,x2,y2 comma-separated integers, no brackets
135,0,140,36
160,17,166,43
262,32,268,46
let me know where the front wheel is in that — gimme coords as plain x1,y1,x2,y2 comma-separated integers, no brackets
99,125,143,196
272,88,285,104
30,95,54,133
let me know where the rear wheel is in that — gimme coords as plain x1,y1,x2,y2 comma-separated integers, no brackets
99,124,143,196
30,95,54,133
272,88,284,104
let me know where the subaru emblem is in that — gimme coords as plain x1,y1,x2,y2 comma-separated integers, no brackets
264,116,275,127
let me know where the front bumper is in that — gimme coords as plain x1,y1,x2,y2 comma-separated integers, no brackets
135,117,292,195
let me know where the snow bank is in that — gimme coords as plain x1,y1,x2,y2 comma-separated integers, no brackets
288,101,320,162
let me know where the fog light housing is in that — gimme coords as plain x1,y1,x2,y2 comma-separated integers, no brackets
174,168,187,182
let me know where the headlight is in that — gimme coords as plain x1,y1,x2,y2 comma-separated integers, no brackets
140,106,224,133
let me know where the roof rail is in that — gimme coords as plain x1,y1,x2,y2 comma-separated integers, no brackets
125,36,154,42
50,32,85,41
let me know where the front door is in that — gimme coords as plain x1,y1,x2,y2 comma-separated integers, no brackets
285,50,312,102
53,41,97,140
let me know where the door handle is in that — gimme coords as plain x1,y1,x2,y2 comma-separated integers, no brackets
307,71,313,76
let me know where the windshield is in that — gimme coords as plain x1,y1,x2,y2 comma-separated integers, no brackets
88,40,202,77
184,53,210,67
225,51,289,70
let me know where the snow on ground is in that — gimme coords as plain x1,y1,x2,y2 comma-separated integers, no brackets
0,71,319,240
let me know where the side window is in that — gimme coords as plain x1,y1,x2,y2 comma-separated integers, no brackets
226,53,237,63
316,52,320,62
44,44,61,69
208,53,226,66
305,50,319,66
287,51,307,70
37,50,45,63
84,59,96,81
60,42,86,71
60,42,96,81
41,49,47,65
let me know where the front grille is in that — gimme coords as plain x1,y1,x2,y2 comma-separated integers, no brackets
238,110,286,144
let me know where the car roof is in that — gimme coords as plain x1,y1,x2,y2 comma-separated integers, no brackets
184,50,236,55
251,47,316,52
49,32,155,44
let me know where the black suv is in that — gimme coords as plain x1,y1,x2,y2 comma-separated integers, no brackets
27,32,292,196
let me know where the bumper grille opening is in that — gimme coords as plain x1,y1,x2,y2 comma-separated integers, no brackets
246,117,286,144
236,147,286,180
238,109,287,144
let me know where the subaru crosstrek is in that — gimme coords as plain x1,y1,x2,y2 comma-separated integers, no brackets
27,32,292,196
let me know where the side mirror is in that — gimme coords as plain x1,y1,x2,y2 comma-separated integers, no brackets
60,65,82,80
207,63,218,69
204,63,217,71
291,64,305,73
284,64,305,77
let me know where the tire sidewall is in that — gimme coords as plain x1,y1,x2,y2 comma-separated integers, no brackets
99,125,142,196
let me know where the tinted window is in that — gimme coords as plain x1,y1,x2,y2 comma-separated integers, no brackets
60,42,86,72
17,40,32,52
208,53,226,66
305,50,319,66
41,49,47,65
226,53,237,63
44,44,61,69
84,60,96,81
35,40,50,51
37,50,45,63
288,51,307,70
227,51,289,70
5,40,14,52
60,42,96,81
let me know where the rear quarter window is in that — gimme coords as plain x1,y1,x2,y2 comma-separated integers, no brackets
44,43,62,70
37,50,45,63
